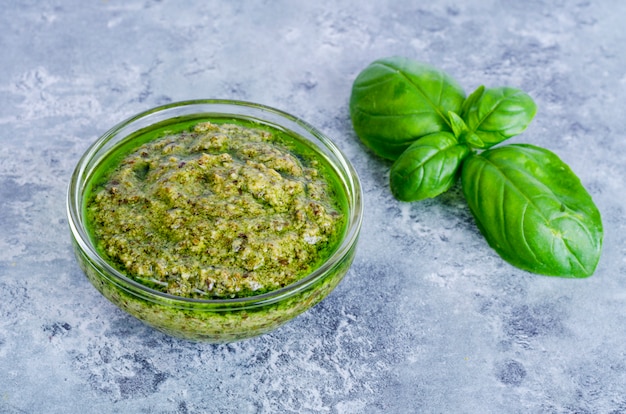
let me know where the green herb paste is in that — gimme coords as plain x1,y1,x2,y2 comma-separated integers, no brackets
86,121,346,299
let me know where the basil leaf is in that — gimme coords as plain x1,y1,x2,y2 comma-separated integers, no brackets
460,84,485,118
462,87,537,148
350,56,466,160
461,144,603,277
390,132,470,201
448,111,469,138
448,111,485,148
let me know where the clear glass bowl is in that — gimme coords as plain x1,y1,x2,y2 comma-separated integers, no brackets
67,100,363,342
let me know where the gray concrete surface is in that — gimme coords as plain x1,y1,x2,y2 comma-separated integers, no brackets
1,1,625,412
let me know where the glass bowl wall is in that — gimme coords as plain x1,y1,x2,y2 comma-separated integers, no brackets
67,100,363,342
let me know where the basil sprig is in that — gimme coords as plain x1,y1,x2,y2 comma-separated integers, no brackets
350,56,603,277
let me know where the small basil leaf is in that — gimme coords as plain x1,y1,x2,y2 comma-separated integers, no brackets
448,111,469,139
448,111,486,148
463,87,537,148
350,56,466,160
460,85,485,118
464,133,485,149
461,144,603,277
390,132,470,202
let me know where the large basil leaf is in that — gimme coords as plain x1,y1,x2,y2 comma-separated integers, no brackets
350,56,466,160
461,144,603,277
461,86,537,148
390,132,470,202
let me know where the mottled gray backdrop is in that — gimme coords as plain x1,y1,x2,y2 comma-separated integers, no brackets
1,1,625,413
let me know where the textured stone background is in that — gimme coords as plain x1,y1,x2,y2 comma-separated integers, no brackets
1,1,625,412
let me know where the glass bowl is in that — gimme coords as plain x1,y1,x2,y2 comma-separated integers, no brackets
67,100,362,342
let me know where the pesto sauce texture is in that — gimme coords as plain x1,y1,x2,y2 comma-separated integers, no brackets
86,120,347,299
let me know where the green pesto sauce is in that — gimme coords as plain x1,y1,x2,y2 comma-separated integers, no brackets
85,118,347,299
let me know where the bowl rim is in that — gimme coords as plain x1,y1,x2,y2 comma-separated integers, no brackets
67,99,363,307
